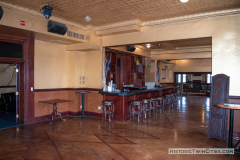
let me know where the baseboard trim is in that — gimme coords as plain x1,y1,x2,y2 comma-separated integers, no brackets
34,111,102,123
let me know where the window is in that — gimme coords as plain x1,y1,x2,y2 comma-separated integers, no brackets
162,69,166,79
207,74,212,83
178,74,181,83
183,74,187,83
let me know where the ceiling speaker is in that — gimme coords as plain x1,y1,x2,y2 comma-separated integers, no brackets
127,46,136,52
48,20,68,35
0,6,3,20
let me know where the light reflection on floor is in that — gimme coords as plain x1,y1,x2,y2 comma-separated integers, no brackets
0,96,239,159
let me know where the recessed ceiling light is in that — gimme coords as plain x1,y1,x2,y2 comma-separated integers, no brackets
84,16,91,22
180,0,188,2
146,44,151,48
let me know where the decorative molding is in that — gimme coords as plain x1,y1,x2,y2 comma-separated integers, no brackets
1,1,240,32
34,88,102,92
142,8,240,26
95,19,142,31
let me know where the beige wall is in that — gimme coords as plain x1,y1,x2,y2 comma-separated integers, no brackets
146,59,212,84
102,15,239,95
174,59,212,73
34,40,69,89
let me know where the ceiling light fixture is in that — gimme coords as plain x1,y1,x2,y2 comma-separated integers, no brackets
180,0,188,3
146,44,151,48
84,16,92,22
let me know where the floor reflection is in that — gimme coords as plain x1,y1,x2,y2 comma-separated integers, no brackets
0,96,239,159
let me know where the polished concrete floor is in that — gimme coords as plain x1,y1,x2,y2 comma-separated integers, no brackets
0,96,239,160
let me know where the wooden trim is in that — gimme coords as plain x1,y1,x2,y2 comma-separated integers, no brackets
0,34,28,44
0,33,35,124
34,111,102,123
0,85,16,88
68,88,102,91
174,72,212,74
34,88,102,92
229,96,240,99
0,57,24,64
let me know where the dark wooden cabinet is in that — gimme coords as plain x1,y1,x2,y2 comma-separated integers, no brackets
105,50,145,90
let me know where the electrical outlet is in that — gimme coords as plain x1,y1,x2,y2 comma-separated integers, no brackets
80,105,82,109
98,106,101,110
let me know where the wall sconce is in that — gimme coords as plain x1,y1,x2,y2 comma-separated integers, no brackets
148,62,151,67
136,59,139,65
165,65,168,69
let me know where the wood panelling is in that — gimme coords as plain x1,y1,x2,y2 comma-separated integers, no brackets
102,89,175,121
160,83,174,86
34,89,103,118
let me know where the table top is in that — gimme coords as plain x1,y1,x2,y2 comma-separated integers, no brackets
39,99,70,104
76,91,90,94
214,103,240,110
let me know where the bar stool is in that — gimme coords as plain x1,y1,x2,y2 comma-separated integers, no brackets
142,99,151,119
170,93,175,102
129,101,142,122
177,91,182,99
164,94,171,105
101,101,114,123
156,97,164,113
150,98,157,113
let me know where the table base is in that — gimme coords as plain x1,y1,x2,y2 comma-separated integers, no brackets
50,103,66,124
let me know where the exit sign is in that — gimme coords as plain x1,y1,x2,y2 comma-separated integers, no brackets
20,21,25,26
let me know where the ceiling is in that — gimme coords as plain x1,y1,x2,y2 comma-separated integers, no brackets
1,0,240,28
132,37,212,50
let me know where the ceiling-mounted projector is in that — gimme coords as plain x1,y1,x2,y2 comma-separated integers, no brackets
41,5,53,19
127,46,136,52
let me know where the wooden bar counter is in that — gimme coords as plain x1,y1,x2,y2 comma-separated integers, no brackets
99,86,178,121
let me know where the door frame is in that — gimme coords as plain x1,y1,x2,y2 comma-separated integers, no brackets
0,34,34,124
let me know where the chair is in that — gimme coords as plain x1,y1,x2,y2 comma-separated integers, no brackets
101,101,114,123
164,94,171,105
156,97,164,113
142,99,151,119
150,98,157,113
129,101,142,122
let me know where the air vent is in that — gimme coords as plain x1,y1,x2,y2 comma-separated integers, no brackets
67,31,84,40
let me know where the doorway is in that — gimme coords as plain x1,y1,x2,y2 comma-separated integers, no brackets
0,63,21,129
174,72,212,96
0,33,34,125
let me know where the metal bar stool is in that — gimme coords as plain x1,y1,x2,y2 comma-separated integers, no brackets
142,99,151,119
156,97,164,113
170,93,175,103
129,101,142,122
177,91,182,99
164,94,171,105
150,98,157,113
101,101,114,123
